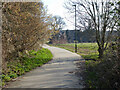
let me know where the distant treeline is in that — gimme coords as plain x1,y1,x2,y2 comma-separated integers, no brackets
50,29,117,44
65,29,96,43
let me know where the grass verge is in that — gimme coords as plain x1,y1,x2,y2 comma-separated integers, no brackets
1,48,53,87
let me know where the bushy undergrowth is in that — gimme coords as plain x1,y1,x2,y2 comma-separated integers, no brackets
1,48,53,86
85,43,120,88
52,43,120,88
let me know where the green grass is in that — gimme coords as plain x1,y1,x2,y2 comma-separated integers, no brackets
60,43,98,50
52,43,99,60
2,48,53,87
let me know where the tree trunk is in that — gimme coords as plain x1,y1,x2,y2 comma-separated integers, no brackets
98,47,104,59
117,34,120,59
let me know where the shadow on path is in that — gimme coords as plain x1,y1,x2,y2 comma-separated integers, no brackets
6,45,85,88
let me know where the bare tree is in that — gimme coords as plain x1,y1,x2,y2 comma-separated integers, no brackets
52,15,66,31
49,15,66,44
114,1,120,59
64,0,117,58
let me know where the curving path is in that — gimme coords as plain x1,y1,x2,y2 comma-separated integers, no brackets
6,45,85,88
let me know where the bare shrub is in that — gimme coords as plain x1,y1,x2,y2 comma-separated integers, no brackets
2,2,54,73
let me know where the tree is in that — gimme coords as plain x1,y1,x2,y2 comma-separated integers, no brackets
2,2,54,71
52,15,66,31
109,1,120,58
49,15,66,44
64,0,117,58
114,1,120,59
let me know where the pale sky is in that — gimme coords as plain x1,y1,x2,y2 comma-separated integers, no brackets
43,0,74,30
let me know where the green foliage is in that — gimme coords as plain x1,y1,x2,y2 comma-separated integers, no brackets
82,53,99,60
9,73,18,78
2,75,11,82
2,48,53,86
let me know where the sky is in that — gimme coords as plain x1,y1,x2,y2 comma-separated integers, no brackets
43,0,74,30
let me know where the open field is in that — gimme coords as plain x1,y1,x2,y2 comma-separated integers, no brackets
52,43,99,60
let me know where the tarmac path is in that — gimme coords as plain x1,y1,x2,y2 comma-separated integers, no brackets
6,45,85,88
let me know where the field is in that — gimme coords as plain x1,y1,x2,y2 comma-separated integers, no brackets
53,43,99,60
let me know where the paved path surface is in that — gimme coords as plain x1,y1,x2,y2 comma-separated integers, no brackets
7,45,85,88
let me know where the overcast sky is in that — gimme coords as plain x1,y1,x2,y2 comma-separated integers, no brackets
43,0,74,30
